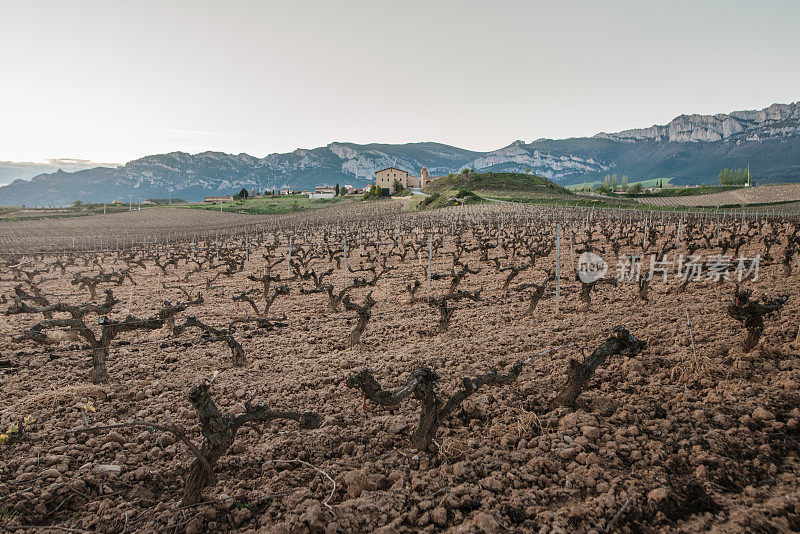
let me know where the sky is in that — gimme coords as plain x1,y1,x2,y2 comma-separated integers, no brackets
1,0,799,168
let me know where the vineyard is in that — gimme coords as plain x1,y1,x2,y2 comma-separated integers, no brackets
0,202,798,533
634,184,800,209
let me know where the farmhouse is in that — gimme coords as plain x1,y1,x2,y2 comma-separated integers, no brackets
308,185,336,200
375,167,431,194
204,195,234,203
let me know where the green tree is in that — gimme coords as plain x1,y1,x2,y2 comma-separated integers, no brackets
603,175,611,189
234,188,249,200
335,183,340,196
364,184,383,200
392,179,403,195
612,174,618,189
621,175,628,190
630,183,643,194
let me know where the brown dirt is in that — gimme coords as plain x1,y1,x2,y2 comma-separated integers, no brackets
0,205,798,533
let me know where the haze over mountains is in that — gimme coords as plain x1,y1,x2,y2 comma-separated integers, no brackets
1,101,799,206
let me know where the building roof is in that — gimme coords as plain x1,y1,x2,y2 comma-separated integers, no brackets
375,167,409,174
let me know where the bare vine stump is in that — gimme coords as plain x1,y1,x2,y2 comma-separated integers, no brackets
554,326,646,407
427,290,481,333
347,361,524,451
183,381,321,505
174,316,246,366
11,291,195,383
342,291,376,347
638,276,649,302
726,287,788,352
578,277,617,312
515,270,552,317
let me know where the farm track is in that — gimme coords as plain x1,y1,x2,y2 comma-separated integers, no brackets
0,202,798,533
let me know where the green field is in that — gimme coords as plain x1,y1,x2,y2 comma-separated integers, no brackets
187,195,351,215
567,177,675,191
630,185,743,197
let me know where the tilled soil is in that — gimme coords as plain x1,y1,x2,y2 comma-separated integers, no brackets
1,223,799,533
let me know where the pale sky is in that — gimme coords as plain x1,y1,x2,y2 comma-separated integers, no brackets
1,0,799,164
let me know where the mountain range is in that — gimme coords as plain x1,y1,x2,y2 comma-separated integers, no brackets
1,101,799,206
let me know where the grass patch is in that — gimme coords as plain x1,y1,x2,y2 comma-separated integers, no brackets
186,195,351,215
630,185,743,198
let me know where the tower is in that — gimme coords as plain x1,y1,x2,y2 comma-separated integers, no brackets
420,167,429,187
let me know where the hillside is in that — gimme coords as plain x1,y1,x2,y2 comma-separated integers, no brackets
1,101,799,206
424,171,572,198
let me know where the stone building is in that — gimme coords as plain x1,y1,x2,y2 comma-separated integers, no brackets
375,167,432,194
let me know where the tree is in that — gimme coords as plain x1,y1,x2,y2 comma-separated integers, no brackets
335,183,340,196
234,188,249,200
392,179,403,195
603,175,611,189
630,183,643,194
363,184,381,200
621,175,628,190
612,174,618,189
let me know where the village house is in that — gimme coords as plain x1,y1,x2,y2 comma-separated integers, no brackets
204,195,234,203
375,167,431,194
309,185,336,199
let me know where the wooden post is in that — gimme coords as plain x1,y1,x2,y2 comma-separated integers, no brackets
643,217,648,248
343,234,348,284
555,224,561,316
427,233,433,293
287,237,292,277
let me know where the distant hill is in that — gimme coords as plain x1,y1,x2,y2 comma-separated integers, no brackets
1,101,799,206
424,171,571,198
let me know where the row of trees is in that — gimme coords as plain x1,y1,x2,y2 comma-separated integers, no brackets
719,168,751,186
591,174,644,195
603,173,629,190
